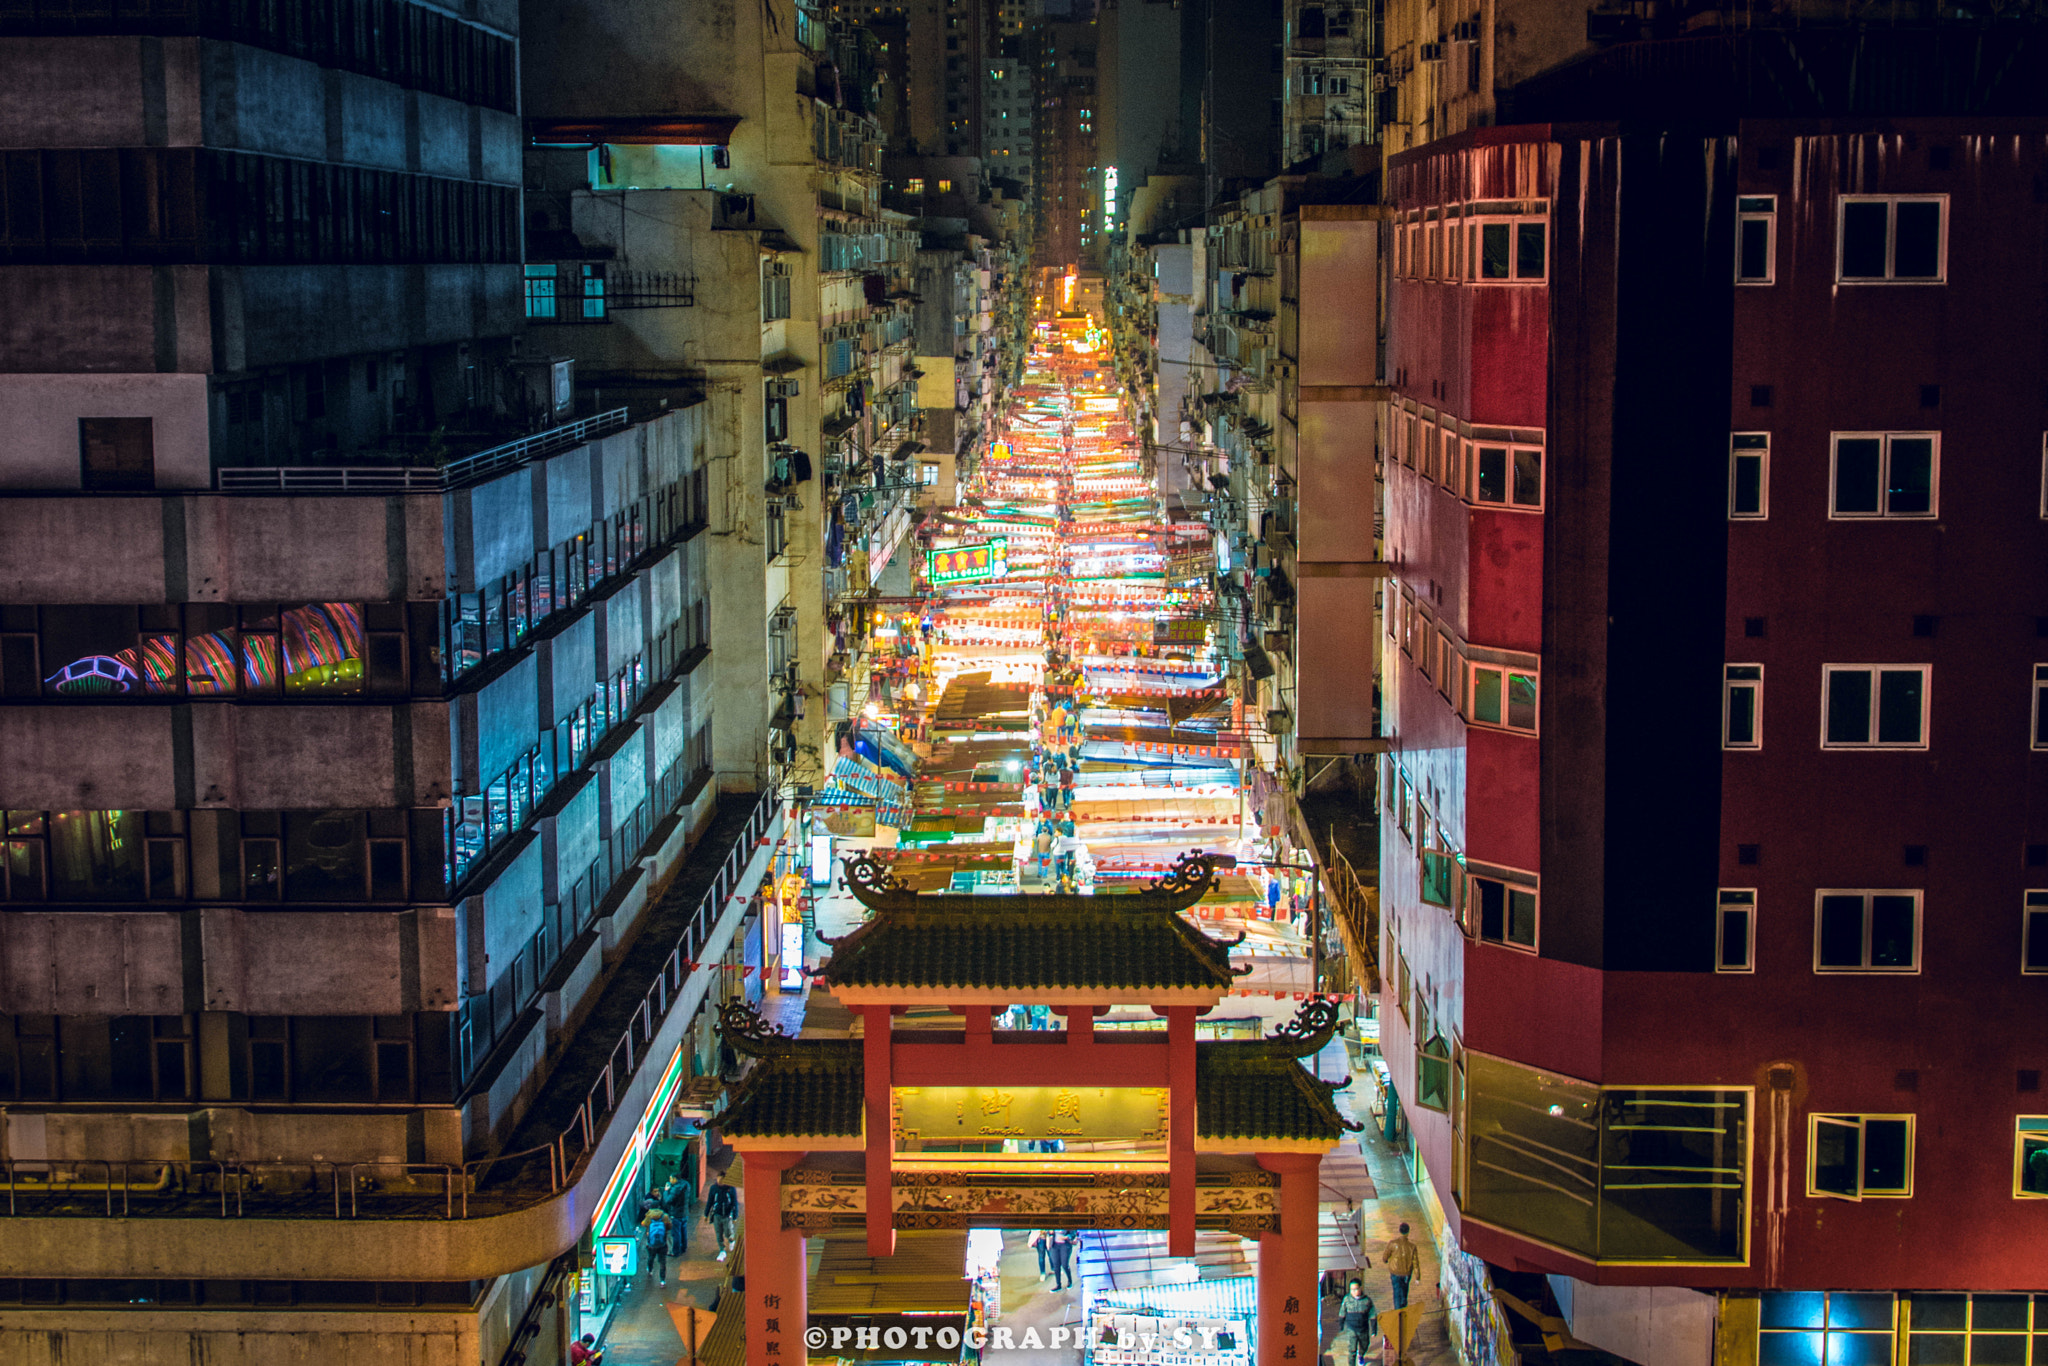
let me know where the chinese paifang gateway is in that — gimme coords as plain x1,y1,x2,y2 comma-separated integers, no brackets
711,853,1358,1366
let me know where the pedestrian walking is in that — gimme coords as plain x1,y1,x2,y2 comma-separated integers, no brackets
1338,1278,1378,1366
641,1206,671,1286
1382,1223,1420,1310
1048,1227,1076,1292
706,1177,740,1258
1030,1229,1050,1282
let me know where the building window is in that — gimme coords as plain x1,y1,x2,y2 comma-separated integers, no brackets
1471,873,1537,951
1838,195,1946,283
1760,1293,1896,1363
523,264,558,319
2017,1120,2048,1197
1716,889,1755,972
1420,848,1457,909
1729,433,1768,518
2023,891,2048,974
1814,890,1920,973
1724,665,1763,749
1467,661,1538,734
1809,1113,1914,1198
2033,664,2048,749
1471,443,1541,509
78,418,155,492
1735,195,1776,283
1464,1055,1750,1263
1904,1291,2048,1358
1472,218,1546,283
1822,665,1928,749
1830,432,1936,518
1416,1004,1450,1111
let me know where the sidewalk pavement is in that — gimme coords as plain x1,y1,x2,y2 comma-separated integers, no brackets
1319,1042,1462,1366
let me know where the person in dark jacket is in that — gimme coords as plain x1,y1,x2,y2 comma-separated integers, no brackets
1338,1278,1378,1365
706,1177,740,1257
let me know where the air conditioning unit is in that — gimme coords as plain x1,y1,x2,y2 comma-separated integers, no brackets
772,378,801,398
1266,708,1293,735
1452,19,1479,41
1263,630,1291,654
1418,41,1444,61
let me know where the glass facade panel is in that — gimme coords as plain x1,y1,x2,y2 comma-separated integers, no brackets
1466,1053,1748,1263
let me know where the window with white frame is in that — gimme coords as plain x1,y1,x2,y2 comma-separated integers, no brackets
1831,432,1936,517
1822,665,1928,748
1471,442,1542,509
1467,660,1538,733
1471,215,1547,282
1735,195,1776,284
1444,434,1465,498
2024,891,2048,974
1716,889,1755,972
2032,664,2048,749
1837,195,1946,283
1729,433,1768,518
1814,890,1920,972
1809,1113,1914,1198
1724,665,1763,749
1470,871,1537,951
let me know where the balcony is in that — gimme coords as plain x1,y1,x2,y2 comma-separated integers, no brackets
0,789,781,1283
215,409,632,495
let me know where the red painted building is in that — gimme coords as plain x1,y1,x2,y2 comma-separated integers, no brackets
1377,106,2048,1364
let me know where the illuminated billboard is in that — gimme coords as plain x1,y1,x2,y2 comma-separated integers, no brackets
926,538,1010,586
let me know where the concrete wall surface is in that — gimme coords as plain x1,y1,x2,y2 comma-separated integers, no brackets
0,1314,480,1366
0,374,212,490
1550,1276,1714,1366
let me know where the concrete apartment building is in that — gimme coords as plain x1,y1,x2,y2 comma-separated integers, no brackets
0,0,786,1358
522,0,929,794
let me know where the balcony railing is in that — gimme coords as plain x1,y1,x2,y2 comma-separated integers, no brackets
0,786,777,1223
216,408,631,494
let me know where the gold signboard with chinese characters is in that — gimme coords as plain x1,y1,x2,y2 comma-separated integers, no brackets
893,1086,1169,1147
780,1165,1282,1234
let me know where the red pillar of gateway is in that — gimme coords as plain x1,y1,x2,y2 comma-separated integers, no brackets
743,1149,808,1366
1255,1152,1322,1366
862,1004,896,1256
1165,1006,1199,1258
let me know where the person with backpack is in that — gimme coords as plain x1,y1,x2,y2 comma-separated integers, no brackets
641,1204,671,1286
706,1177,740,1258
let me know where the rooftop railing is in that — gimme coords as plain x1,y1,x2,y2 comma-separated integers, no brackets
216,408,631,494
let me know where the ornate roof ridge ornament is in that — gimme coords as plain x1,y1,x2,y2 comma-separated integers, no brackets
838,848,1222,916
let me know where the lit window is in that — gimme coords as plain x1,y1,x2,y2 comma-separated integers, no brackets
1808,1114,1914,1197
1759,1292,1897,1364
906,177,925,194
1821,665,1928,749
1813,890,1920,972
1838,195,1946,283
